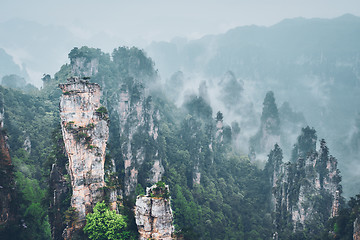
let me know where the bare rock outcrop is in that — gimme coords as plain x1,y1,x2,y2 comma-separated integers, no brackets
267,129,342,234
116,81,164,196
135,183,174,240
59,77,110,232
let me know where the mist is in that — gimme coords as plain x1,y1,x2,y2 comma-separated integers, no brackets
1,1,360,198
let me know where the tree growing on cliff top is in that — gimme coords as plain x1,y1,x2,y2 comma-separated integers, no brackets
84,201,131,240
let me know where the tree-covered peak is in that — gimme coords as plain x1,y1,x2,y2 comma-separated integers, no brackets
68,46,109,63
291,126,317,162
261,91,280,134
265,143,283,184
112,46,157,83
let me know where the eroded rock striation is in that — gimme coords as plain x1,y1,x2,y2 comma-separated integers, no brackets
266,127,341,233
115,80,164,196
135,183,174,240
59,77,110,230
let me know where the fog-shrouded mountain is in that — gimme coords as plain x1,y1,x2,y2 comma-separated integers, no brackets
147,14,360,197
0,48,28,80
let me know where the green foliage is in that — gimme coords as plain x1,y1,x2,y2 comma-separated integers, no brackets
135,184,145,196
183,95,212,120
95,106,109,120
321,194,360,240
1,74,26,89
0,85,57,239
68,47,108,64
84,201,131,240
96,106,108,114
291,126,317,162
2,44,349,240
250,91,280,153
64,207,79,227
112,46,157,82
149,181,169,199
13,171,51,239
261,91,280,134
159,109,272,239
216,111,223,122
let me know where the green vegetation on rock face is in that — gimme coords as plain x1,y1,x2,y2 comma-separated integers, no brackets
0,85,58,239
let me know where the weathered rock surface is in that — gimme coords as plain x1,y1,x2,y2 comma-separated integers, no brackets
70,54,99,78
115,81,164,196
135,184,174,240
59,77,110,229
267,129,342,233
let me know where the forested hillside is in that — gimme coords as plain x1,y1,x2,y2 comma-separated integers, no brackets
0,45,359,240
147,15,360,197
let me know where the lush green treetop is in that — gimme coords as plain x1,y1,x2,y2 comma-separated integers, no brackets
84,201,131,240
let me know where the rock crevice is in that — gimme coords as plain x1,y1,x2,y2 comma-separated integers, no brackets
135,184,174,240
59,77,110,231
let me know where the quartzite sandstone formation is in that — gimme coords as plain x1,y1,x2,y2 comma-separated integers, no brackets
116,81,164,196
267,128,341,234
135,184,174,240
59,77,110,231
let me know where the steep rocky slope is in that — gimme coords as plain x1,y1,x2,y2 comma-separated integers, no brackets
115,80,164,197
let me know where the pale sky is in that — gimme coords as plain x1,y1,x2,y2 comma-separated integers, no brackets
2,0,360,44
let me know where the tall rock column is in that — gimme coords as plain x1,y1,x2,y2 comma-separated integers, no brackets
135,183,174,240
116,82,163,196
59,77,109,229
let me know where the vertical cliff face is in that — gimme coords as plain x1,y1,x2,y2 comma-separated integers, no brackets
135,183,174,240
59,77,110,230
115,81,163,196
68,47,101,78
267,127,342,233
71,58,99,77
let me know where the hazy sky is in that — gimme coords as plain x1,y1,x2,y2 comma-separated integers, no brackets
2,0,360,44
